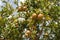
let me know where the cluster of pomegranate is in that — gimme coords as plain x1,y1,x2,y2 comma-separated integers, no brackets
18,5,27,11
31,13,44,20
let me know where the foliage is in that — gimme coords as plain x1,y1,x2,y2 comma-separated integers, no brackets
0,0,60,40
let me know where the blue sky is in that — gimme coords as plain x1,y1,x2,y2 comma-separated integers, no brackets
0,0,26,10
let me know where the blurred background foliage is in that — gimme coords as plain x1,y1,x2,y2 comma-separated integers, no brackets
0,0,60,40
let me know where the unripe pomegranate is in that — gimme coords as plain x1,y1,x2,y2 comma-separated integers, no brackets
31,13,37,19
18,6,23,11
26,30,31,34
23,5,27,11
25,30,31,37
37,14,44,20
